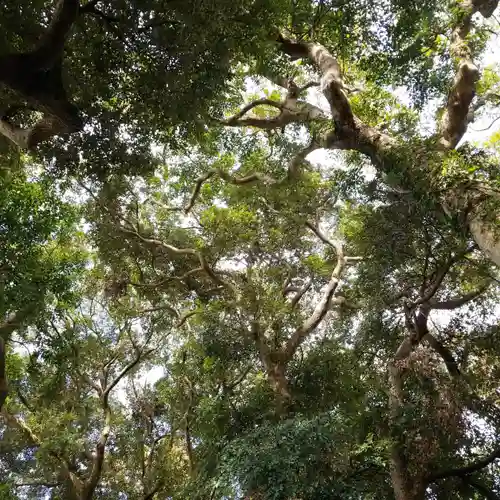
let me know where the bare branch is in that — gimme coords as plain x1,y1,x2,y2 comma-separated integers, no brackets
102,351,144,402
176,310,199,328
13,481,61,488
220,81,326,131
184,170,217,213
118,225,198,256
471,115,500,131
414,245,476,306
226,365,253,392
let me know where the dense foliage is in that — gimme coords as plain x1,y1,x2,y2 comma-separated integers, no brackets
0,1,500,499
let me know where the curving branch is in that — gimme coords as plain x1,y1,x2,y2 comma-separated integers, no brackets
423,333,461,377
429,285,488,310
413,245,476,307
220,78,327,131
428,445,500,482
222,99,284,125
118,222,234,293
184,168,277,213
176,309,199,328
290,279,313,309
283,222,346,361
438,0,500,149
276,34,354,127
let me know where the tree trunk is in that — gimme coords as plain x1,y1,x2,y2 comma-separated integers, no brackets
469,215,500,267
266,362,292,416
388,364,428,500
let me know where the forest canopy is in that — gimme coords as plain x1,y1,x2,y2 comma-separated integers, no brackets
0,0,500,499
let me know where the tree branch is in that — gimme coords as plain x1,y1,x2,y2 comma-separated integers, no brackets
0,307,37,410
283,223,346,360
220,80,326,131
30,0,80,71
414,245,476,306
428,445,500,482
462,476,500,500
276,35,354,127
290,279,312,309
184,168,277,213
102,350,145,402
83,403,111,499
1,410,84,493
429,285,488,310
222,99,283,124
438,0,500,149
423,333,461,377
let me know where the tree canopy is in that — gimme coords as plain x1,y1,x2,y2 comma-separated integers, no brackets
0,1,500,499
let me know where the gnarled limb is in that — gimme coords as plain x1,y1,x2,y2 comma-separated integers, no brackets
31,0,80,70
275,29,500,268
0,0,82,148
438,0,500,149
118,222,234,293
221,79,327,131
276,35,354,127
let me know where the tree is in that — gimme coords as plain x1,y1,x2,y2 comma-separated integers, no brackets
1,0,500,499
0,164,84,411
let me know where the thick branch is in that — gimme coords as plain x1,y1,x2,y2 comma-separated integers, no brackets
423,333,461,377
83,404,111,499
462,476,500,500
428,445,500,482
438,0,499,149
31,0,80,70
276,35,354,127
220,81,326,131
0,1,83,148
429,285,488,310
